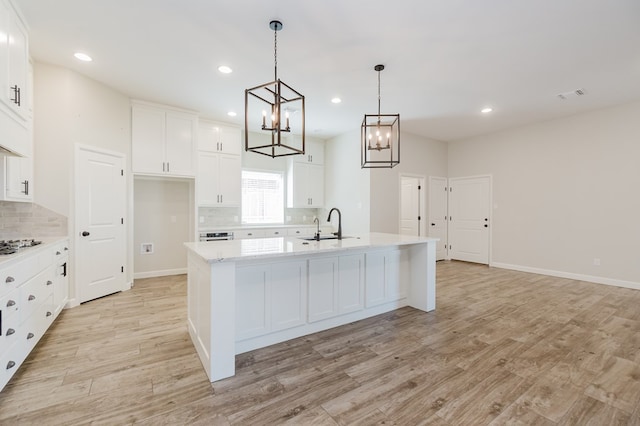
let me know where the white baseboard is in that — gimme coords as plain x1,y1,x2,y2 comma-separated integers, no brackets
490,262,640,291
133,268,187,279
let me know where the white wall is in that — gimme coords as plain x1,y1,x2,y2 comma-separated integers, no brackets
448,101,640,286
133,178,191,277
369,132,448,233
33,62,132,300
324,129,370,235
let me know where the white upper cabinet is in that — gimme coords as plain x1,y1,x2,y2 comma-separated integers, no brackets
199,120,241,155
287,161,324,208
0,0,29,157
197,152,241,207
292,139,324,165
1,155,32,201
131,102,197,177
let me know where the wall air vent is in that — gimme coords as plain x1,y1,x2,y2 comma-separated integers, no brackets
557,88,587,100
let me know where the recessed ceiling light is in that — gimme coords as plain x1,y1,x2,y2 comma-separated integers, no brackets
74,52,92,62
331,97,342,104
227,111,237,117
481,107,493,114
218,65,232,74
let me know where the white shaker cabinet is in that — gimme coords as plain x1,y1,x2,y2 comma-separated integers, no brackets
287,161,324,208
199,120,241,155
197,152,241,206
365,249,407,308
292,139,324,165
0,0,29,157
131,102,197,177
0,155,32,201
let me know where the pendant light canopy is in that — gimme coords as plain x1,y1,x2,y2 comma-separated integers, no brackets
245,20,305,158
361,64,400,168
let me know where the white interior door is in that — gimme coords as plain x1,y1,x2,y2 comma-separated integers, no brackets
76,146,127,303
428,176,448,260
448,175,491,264
399,176,424,236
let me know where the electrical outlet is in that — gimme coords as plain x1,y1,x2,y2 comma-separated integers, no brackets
141,243,154,254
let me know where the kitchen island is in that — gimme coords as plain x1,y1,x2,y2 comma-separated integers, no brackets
184,232,437,382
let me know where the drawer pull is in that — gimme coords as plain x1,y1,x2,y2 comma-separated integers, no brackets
46,311,52,317
6,276,15,283
47,280,53,286
6,300,16,307
6,361,16,370
27,332,34,339
56,251,61,255
64,247,69,251
6,328,15,336
28,295,36,301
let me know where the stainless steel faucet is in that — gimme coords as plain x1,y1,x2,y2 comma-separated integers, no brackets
327,208,342,240
313,217,320,241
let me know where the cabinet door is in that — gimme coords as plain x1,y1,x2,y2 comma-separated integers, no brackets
132,105,165,174
197,152,220,206
4,155,32,201
307,164,324,207
0,1,9,106
219,126,242,155
6,8,27,120
293,139,324,165
365,251,387,308
338,254,364,314
218,154,241,206
271,260,306,332
308,257,339,322
165,111,196,176
236,265,271,340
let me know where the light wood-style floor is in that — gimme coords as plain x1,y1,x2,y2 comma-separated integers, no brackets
1,261,640,425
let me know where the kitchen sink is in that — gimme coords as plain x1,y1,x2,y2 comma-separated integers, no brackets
298,235,352,241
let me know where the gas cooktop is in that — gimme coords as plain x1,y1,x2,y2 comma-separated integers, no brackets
0,239,43,256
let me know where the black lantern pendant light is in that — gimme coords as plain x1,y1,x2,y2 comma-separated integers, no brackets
245,20,305,158
361,64,400,168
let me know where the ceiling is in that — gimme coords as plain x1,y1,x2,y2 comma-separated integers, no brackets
14,0,640,141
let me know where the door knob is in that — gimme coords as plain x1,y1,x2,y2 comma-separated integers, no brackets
81,231,90,237
484,224,488,228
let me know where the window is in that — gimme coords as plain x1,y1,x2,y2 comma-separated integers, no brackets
241,170,284,224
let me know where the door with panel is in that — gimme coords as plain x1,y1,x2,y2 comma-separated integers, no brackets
448,175,491,264
399,176,424,236
428,176,448,260
76,146,127,303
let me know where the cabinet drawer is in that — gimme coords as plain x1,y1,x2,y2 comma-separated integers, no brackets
19,267,54,324
0,286,20,318
234,229,266,239
264,228,287,237
22,294,54,355
0,339,25,390
287,228,313,237
0,304,20,349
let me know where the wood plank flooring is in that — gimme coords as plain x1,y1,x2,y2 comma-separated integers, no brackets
1,261,640,425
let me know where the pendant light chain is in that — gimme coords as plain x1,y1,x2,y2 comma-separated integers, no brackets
273,27,278,81
377,69,381,119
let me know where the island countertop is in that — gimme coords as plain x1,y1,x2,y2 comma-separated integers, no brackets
184,232,438,263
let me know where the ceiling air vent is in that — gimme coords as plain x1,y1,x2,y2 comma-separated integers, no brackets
557,88,587,100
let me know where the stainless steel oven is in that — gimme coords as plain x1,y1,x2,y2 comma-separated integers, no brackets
199,231,234,242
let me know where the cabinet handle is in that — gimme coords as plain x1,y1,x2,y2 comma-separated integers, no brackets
21,180,29,195
6,276,15,284
220,194,223,203
28,295,36,301
6,361,16,370
6,328,15,336
46,311,52,317
247,233,253,236
56,251,61,255
17,87,21,106
167,162,170,172
27,332,34,340
6,300,16,307
10,85,19,105
274,231,279,235
162,162,165,172
64,247,69,251
47,280,53,286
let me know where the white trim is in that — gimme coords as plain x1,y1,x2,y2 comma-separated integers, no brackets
491,262,640,291
134,268,187,279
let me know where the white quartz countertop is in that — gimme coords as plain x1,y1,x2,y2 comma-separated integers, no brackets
0,236,69,268
184,232,438,263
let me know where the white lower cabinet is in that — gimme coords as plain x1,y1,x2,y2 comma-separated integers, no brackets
308,253,365,322
0,238,69,392
365,249,408,308
235,260,307,341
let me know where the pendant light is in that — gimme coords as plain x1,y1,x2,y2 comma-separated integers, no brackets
361,64,400,168
245,20,305,158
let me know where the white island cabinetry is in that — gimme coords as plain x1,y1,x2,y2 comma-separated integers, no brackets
185,233,437,382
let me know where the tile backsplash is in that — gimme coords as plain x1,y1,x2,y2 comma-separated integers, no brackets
199,207,322,229
0,201,68,239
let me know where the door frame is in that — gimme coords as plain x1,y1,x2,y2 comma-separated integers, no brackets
71,144,130,307
398,173,426,237
448,174,493,265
